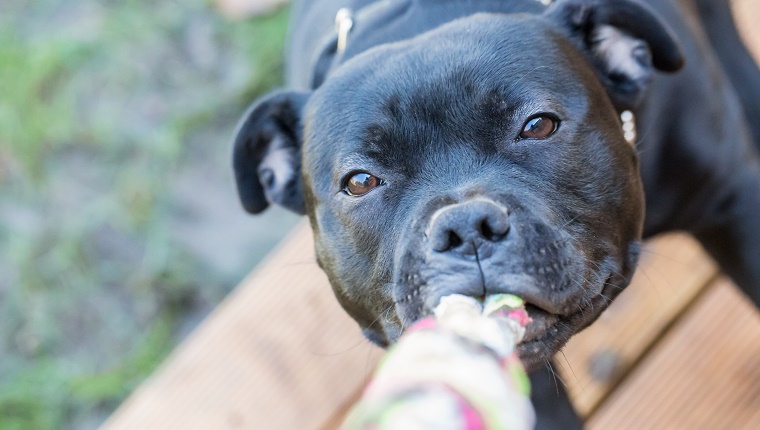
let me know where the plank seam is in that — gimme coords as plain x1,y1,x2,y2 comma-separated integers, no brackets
582,271,721,421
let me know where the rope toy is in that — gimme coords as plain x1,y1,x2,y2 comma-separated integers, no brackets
342,294,535,430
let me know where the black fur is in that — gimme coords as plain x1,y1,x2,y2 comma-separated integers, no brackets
232,0,760,427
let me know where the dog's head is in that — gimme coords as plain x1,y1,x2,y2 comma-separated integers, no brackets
232,0,682,369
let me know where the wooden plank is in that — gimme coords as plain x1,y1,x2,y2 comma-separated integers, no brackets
101,220,382,430
588,278,760,429
559,234,718,417
320,386,365,430
734,0,760,62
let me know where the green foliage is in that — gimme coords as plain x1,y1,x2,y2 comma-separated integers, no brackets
0,1,292,429
0,317,172,430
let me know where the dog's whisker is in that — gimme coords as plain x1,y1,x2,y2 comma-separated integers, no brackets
583,296,595,314
256,259,319,274
365,303,396,332
598,293,614,305
558,349,585,394
544,361,559,396
600,280,626,290
544,360,568,396
558,213,583,229
552,351,578,387
578,255,626,281
638,246,693,267
632,265,663,301
306,335,374,357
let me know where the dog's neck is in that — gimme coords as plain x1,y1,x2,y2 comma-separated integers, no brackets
310,0,551,88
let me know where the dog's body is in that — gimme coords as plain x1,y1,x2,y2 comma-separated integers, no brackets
233,0,760,427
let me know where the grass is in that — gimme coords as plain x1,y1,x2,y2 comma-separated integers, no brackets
0,1,294,428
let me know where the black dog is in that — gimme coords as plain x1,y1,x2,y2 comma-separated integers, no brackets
232,0,760,427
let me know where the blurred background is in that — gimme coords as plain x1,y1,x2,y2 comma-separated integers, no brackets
0,1,298,429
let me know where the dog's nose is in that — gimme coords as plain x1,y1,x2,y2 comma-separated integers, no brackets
427,199,510,252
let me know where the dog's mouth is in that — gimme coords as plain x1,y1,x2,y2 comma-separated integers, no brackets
381,269,618,369
515,302,569,369
515,286,614,369
522,304,561,343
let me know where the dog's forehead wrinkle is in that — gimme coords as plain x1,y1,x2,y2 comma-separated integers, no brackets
322,83,584,176
308,45,598,182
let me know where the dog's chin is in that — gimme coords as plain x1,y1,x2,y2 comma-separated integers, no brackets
517,294,612,371
518,305,571,371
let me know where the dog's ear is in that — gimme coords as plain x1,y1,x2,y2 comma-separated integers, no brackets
545,0,684,109
232,90,311,215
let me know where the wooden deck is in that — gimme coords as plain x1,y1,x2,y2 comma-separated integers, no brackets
100,222,760,430
102,2,760,428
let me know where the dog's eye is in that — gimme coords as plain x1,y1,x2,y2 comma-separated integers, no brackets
519,115,558,139
343,172,383,196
